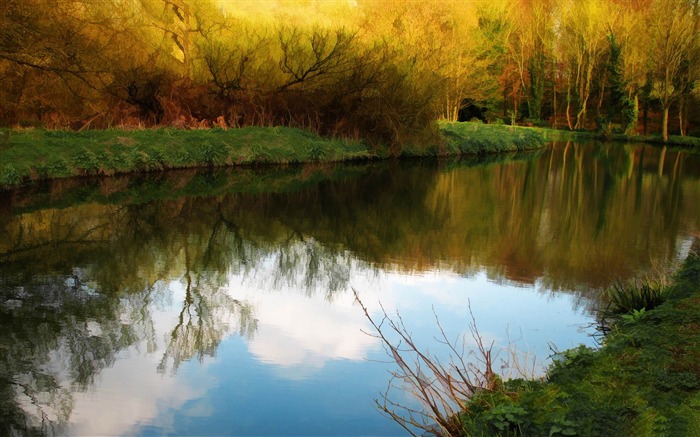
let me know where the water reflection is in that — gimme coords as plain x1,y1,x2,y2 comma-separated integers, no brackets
1,142,698,434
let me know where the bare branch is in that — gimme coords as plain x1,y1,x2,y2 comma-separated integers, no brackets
353,289,503,436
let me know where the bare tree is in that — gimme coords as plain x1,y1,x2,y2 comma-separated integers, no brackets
276,26,354,92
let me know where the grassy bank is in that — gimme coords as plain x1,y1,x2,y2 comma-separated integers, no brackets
436,122,546,155
3,122,698,189
0,127,372,188
538,126,700,148
0,123,547,189
458,246,700,436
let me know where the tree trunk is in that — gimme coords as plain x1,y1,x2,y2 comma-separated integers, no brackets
643,100,648,135
575,100,587,130
553,76,557,129
662,105,669,142
566,76,573,130
679,96,686,136
625,94,639,136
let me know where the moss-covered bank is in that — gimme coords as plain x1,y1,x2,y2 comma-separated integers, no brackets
0,123,547,189
459,245,700,436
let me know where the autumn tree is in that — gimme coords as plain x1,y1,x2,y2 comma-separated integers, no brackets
675,0,700,136
0,0,114,125
1,0,698,140
646,0,698,141
559,0,612,129
502,0,555,122
139,0,219,80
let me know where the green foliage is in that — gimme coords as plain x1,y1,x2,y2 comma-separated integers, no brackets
44,157,73,178
620,308,647,325
0,164,20,186
653,370,699,392
528,49,548,121
71,149,101,174
595,116,612,136
481,404,528,433
548,418,577,436
307,143,329,161
549,345,598,373
190,141,229,165
621,98,638,135
607,35,626,117
128,147,161,171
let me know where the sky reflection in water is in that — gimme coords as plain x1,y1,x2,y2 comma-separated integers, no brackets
63,262,595,436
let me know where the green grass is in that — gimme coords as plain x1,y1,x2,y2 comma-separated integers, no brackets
438,121,547,155
606,133,700,148
0,123,551,189
536,126,700,148
0,126,375,188
1,122,696,189
458,248,700,436
0,127,376,187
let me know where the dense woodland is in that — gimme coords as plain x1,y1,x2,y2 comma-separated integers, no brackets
1,0,699,145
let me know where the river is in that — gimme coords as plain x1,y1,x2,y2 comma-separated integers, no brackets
1,141,698,435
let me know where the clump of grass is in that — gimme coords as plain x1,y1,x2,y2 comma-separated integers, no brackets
0,164,21,186
604,279,669,315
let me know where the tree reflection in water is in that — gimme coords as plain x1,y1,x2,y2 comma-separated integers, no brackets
0,142,698,434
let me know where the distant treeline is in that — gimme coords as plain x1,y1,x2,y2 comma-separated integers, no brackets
1,0,699,144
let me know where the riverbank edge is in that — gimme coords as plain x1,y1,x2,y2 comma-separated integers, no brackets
0,122,548,189
538,126,700,148
457,246,700,436
1,122,697,190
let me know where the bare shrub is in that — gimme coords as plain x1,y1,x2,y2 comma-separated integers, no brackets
353,289,506,436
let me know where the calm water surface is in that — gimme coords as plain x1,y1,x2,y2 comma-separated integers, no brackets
1,141,698,435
